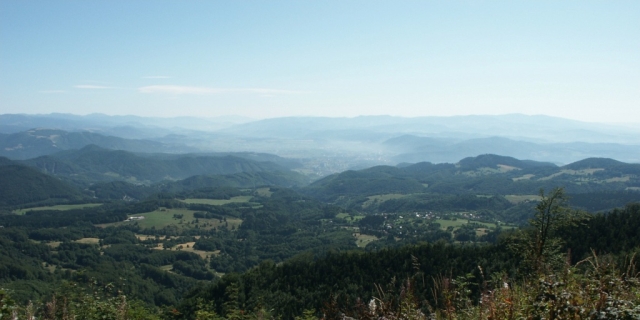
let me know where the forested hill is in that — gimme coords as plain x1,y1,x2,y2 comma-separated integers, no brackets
19,145,309,186
456,154,557,170
0,164,84,207
302,154,640,203
88,171,311,200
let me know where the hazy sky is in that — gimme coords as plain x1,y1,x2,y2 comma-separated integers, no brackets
1,1,638,123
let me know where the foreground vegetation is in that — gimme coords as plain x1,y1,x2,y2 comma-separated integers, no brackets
3,189,638,319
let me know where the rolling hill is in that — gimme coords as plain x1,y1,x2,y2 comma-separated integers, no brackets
0,128,196,159
19,145,310,187
0,164,84,207
301,154,640,206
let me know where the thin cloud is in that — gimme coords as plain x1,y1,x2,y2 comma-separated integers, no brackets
142,76,171,79
74,85,112,89
39,90,66,94
138,85,302,95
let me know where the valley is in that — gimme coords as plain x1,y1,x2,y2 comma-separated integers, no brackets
1,114,639,319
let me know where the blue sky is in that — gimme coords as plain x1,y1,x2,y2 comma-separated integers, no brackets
1,1,638,123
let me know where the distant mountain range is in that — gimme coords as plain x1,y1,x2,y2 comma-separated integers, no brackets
0,128,198,159
1,113,639,175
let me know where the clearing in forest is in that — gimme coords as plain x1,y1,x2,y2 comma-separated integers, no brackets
13,203,102,215
97,208,243,231
179,196,253,206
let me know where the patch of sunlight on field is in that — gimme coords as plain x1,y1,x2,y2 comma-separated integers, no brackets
180,196,253,206
13,203,102,215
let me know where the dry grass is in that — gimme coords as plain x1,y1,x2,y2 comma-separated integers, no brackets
73,238,100,244
497,164,519,172
512,174,535,181
255,187,273,197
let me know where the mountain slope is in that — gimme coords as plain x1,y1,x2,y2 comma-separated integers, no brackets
0,165,84,207
20,145,309,186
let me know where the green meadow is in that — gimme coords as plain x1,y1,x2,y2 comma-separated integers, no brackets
98,207,243,231
13,203,102,215
179,195,253,206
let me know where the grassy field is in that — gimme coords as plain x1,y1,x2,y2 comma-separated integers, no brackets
354,233,379,248
434,218,498,230
180,196,253,206
336,212,365,223
512,174,535,181
74,237,100,244
152,241,220,259
254,187,273,197
97,207,243,231
13,203,102,215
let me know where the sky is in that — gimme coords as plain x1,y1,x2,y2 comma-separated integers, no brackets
1,1,639,123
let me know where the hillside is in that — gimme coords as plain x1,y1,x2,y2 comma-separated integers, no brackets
0,164,84,207
301,154,640,214
20,145,309,186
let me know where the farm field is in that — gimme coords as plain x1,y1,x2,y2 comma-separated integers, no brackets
254,187,273,197
336,212,365,223
97,207,243,231
13,203,102,215
153,241,219,259
74,237,100,244
179,196,253,206
433,218,496,230
354,233,379,248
